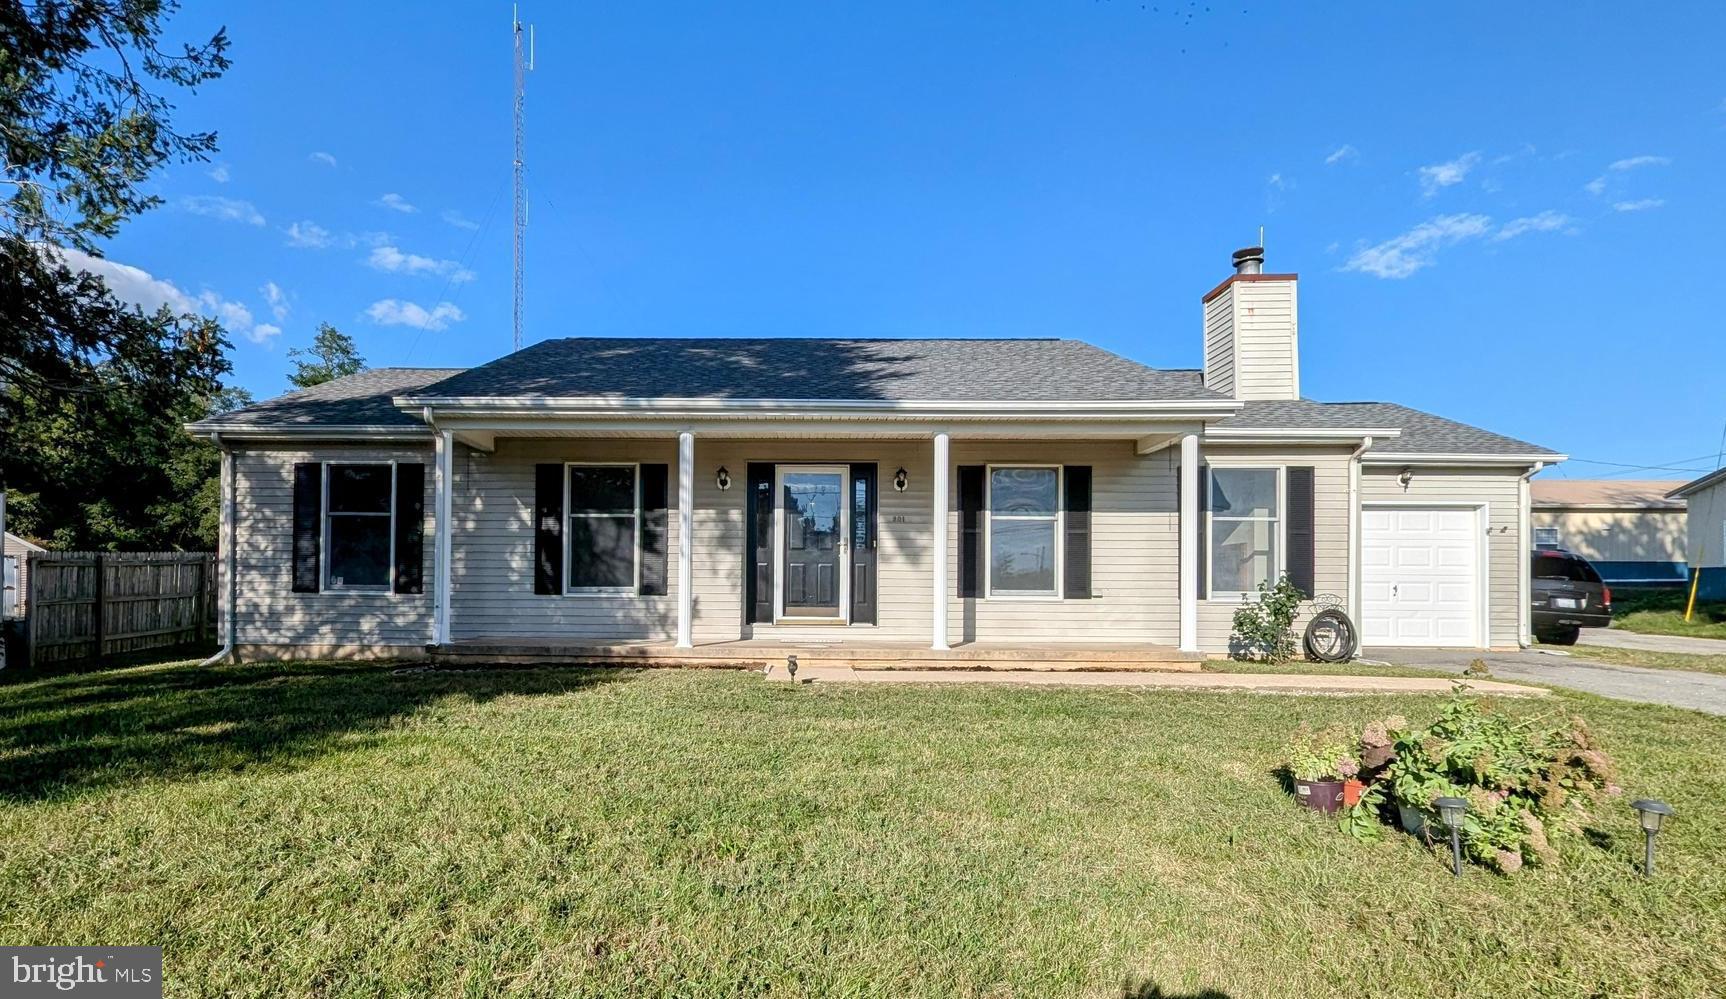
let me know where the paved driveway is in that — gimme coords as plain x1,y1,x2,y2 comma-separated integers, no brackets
1578,627,1726,656
1370,647,1726,716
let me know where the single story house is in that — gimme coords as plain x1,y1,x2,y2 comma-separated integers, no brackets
1530,480,1688,585
189,247,1564,662
1668,469,1726,601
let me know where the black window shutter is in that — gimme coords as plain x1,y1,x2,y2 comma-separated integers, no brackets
746,463,774,623
1286,466,1316,597
534,463,564,595
1177,465,1208,600
292,462,322,593
1063,466,1092,599
958,465,984,597
639,464,669,595
393,463,425,594
1198,466,1208,600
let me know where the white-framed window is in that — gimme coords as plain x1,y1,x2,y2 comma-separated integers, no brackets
1533,526,1561,549
324,462,396,591
986,465,1062,598
566,463,640,593
1208,466,1281,598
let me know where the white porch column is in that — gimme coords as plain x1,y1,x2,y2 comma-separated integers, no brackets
1178,432,1200,653
931,431,951,650
434,429,454,645
676,431,695,648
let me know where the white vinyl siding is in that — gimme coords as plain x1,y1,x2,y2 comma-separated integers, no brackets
1681,481,1726,569
1201,280,1299,402
1360,466,1522,648
231,445,434,656
1202,291,1236,396
1195,445,1351,651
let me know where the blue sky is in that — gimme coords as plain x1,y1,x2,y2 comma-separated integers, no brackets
92,2,1724,480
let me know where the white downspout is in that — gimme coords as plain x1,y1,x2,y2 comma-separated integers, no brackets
198,433,236,666
1517,461,1546,648
1346,435,1373,627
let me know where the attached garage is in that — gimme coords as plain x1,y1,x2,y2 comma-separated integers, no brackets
1360,504,1486,648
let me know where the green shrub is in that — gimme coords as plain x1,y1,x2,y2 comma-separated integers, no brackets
1229,574,1304,663
1341,690,1618,873
1285,723,1360,782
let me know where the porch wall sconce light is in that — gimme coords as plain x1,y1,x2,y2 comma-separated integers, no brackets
1631,798,1675,878
1397,467,1415,490
1435,796,1468,877
715,466,731,491
893,468,909,492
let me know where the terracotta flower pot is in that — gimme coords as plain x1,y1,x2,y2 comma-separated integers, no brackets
1343,779,1367,808
1294,779,1346,814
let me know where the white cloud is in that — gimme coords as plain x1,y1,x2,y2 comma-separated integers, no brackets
1266,172,1288,190
1417,151,1482,197
207,163,230,183
284,221,334,249
310,151,338,167
1324,144,1358,166
1583,176,1608,196
1609,155,1670,172
1613,198,1666,213
368,244,475,283
1344,209,1574,278
1495,211,1572,241
375,192,418,214
50,247,280,344
1342,214,1494,279
365,298,465,331
181,195,264,226
262,281,290,321
441,209,480,230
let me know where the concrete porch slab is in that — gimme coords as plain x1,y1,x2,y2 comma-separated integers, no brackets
432,637,1205,672
764,666,1549,696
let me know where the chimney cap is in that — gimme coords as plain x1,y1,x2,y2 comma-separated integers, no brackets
1231,246,1265,275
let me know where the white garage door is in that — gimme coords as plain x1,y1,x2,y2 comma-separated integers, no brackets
1361,506,1481,648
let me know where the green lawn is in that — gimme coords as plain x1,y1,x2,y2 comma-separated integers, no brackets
1607,588,1726,641
1571,644,1726,677
2,660,1723,998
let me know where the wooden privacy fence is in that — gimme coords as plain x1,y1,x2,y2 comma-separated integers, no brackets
20,551,216,666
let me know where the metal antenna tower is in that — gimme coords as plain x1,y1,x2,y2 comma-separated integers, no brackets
512,7,534,352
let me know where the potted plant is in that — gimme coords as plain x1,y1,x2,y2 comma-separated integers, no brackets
1286,724,1361,814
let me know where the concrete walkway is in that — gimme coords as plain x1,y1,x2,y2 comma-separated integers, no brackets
1381,648,1726,716
1579,628,1726,656
765,665,1547,697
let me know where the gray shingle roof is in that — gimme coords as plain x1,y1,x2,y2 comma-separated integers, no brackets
408,337,1222,402
193,367,464,429
1217,399,1561,458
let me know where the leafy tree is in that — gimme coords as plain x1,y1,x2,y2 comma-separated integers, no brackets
0,1,233,550
287,323,367,388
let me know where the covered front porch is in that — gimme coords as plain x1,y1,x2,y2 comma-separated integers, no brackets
407,394,1231,656
428,636,1204,671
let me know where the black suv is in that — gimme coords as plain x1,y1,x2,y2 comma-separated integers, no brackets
1530,549,1612,645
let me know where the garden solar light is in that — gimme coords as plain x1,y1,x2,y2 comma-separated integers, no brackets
1630,799,1675,877
786,654,798,679
1435,796,1468,877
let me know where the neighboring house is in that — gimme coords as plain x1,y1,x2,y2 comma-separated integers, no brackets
1530,480,1689,585
188,247,1564,660
3,532,46,619
1668,469,1726,601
